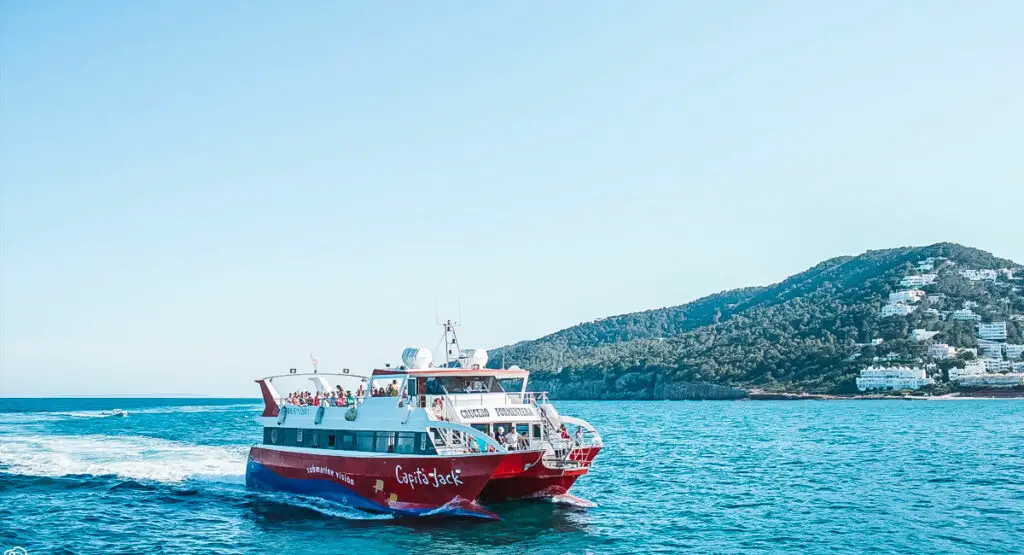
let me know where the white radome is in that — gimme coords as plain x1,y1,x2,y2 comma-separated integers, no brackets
461,348,489,369
401,347,432,369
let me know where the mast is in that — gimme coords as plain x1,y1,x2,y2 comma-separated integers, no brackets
440,319,462,367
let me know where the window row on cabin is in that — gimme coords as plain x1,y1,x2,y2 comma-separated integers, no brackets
264,428,436,455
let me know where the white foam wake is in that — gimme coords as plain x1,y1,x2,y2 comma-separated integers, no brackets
0,433,248,483
544,493,598,508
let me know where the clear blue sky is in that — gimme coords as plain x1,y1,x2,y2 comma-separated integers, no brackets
2,1,1021,396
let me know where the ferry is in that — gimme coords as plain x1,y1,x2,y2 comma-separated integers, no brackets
245,322,602,519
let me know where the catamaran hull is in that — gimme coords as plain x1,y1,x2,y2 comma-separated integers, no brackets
245,446,599,518
246,447,502,518
478,446,602,503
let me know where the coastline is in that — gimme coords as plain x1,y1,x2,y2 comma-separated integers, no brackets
746,389,1024,401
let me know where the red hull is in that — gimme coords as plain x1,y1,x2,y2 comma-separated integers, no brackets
479,446,602,503
246,445,600,516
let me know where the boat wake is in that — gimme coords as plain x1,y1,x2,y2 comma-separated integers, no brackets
0,433,248,483
543,492,598,508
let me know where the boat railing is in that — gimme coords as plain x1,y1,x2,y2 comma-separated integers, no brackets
524,391,549,405
426,421,505,455
559,415,603,447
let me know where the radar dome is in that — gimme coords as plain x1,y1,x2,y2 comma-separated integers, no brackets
401,347,432,369
460,348,488,369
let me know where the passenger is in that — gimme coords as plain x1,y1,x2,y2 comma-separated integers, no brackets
356,384,365,398
388,380,399,396
496,427,506,447
505,427,520,451
559,424,570,440
575,425,584,443
346,390,354,406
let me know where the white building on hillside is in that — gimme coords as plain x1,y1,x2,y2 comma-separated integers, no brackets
856,366,934,391
952,309,981,322
889,290,926,304
882,303,916,317
928,343,956,359
956,373,1024,387
978,322,1008,341
982,358,1013,373
911,329,939,341
977,340,1004,358
949,361,986,381
960,269,998,281
1004,344,1024,359
900,274,938,287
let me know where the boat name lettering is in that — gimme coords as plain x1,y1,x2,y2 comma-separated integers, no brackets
395,465,464,490
306,465,355,486
459,408,490,419
289,407,311,416
495,407,533,417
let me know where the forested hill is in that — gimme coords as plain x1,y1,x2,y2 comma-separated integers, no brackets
489,243,1024,399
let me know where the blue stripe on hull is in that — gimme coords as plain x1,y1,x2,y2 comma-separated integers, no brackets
244,461,496,520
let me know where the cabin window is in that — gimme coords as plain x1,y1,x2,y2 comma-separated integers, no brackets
374,432,395,453
327,433,336,448
406,379,418,396
296,429,304,445
516,424,530,436
356,431,375,451
498,378,523,393
420,432,429,452
532,424,541,438
312,431,319,448
339,431,355,450
425,378,444,395
395,432,417,454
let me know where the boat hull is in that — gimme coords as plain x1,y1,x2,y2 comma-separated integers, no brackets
246,445,599,517
478,446,602,503
246,447,502,518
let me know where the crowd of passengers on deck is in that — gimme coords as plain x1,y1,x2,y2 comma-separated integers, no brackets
286,385,361,407
285,380,406,407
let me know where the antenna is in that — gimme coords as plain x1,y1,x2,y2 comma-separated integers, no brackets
438,318,462,367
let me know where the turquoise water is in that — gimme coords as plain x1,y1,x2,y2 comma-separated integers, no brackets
1,398,1022,554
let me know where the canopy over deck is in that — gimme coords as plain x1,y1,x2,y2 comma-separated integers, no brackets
370,367,530,379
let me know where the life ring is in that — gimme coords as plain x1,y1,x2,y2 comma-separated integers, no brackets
277,405,288,425
314,405,325,425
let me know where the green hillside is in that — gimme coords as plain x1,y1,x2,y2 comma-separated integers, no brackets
489,243,1024,399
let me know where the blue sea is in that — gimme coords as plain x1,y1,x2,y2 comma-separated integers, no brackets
1,398,1022,554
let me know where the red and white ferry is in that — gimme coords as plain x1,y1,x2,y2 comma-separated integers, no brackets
245,322,602,519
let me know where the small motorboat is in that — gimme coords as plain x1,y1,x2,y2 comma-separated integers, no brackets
111,409,128,417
